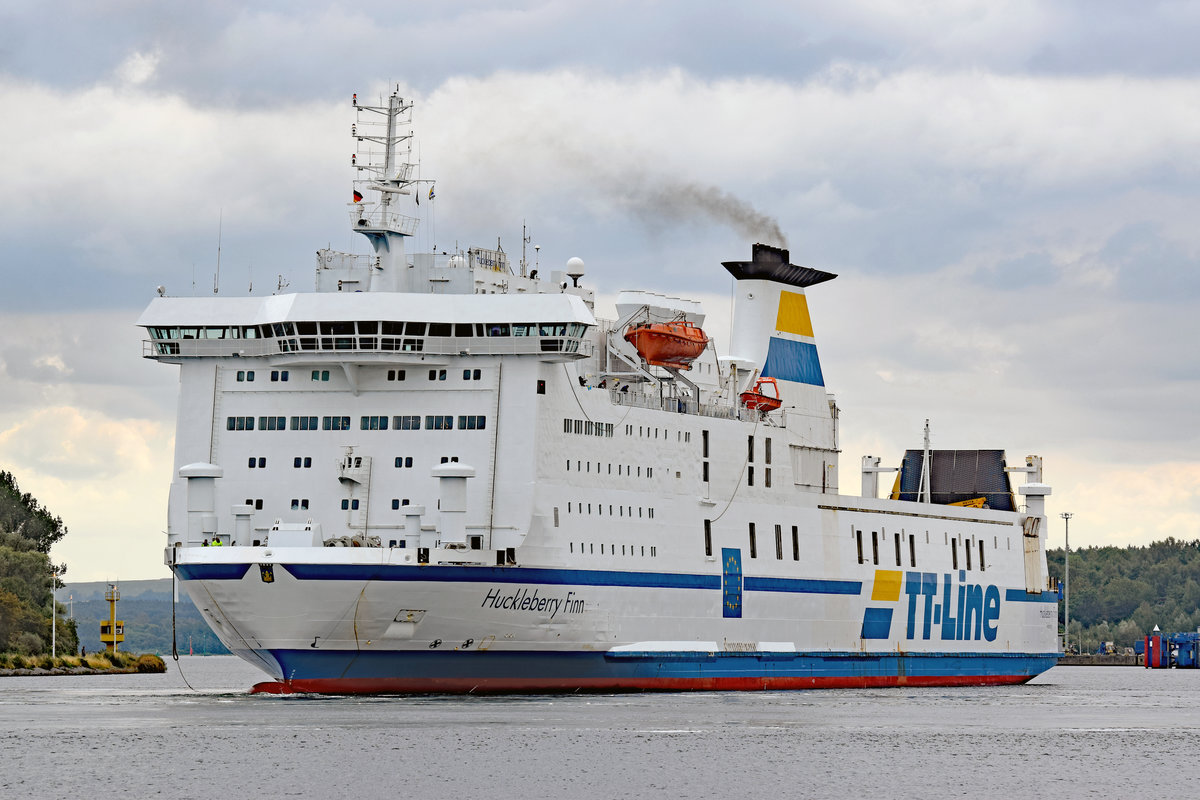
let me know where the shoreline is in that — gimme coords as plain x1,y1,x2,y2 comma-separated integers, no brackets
0,653,167,677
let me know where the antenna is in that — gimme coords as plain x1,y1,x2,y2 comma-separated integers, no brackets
214,208,223,295
248,263,253,294
520,221,530,277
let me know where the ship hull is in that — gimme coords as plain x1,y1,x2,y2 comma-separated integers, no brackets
247,649,1058,694
174,549,1060,695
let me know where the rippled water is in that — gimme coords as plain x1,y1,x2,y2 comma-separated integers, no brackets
2,658,1197,799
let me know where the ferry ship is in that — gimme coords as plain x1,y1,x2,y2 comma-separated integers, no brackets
140,90,1061,693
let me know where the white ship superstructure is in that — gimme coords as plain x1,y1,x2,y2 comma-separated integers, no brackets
141,90,1060,693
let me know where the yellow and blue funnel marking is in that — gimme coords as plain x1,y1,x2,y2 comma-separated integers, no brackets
762,290,824,386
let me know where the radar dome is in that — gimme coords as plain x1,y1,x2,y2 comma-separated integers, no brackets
566,257,585,278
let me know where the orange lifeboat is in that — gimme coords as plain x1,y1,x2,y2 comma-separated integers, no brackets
740,377,782,412
623,321,708,369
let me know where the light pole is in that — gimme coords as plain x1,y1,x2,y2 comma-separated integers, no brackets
50,566,57,659
1061,512,1072,654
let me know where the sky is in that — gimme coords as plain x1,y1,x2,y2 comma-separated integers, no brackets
0,0,1197,581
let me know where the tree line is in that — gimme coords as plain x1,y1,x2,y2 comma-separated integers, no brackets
0,470,78,655
1048,537,1200,653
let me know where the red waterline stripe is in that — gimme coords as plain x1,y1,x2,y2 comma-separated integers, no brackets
250,673,1034,695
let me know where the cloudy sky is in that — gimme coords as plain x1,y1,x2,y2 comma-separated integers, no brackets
1,1,1196,581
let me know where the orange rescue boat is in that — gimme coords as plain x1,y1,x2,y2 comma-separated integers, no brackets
623,321,708,369
740,377,782,412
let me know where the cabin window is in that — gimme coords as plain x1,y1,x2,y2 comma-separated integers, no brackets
748,522,757,559
394,415,421,430
765,438,772,464
910,534,917,567
704,520,712,556
290,416,318,431
979,540,985,572
536,380,546,395
747,466,754,487
894,532,902,567
775,524,783,560
856,530,863,564
792,525,799,561
428,323,451,337
748,435,754,462
458,415,486,430
871,531,879,565
951,539,959,570
386,369,405,381
966,539,972,570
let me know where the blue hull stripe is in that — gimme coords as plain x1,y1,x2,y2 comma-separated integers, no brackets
264,648,1060,683
178,562,863,597
281,563,722,589
745,576,862,594
1004,589,1059,604
175,563,251,581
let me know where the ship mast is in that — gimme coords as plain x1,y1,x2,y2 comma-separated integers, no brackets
349,88,430,292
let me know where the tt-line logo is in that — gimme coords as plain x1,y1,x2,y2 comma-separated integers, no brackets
904,570,1002,642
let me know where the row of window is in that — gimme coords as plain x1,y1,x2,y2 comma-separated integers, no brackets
564,418,615,437
740,522,802,561
854,528,992,571
624,424,693,443
564,502,655,519
569,542,658,557
226,415,487,432
567,461,654,478
150,321,587,340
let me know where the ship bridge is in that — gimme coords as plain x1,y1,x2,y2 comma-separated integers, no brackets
139,293,596,363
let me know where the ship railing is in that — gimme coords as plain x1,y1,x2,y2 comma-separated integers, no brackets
608,389,737,419
349,209,419,235
144,335,594,360
143,338,279,359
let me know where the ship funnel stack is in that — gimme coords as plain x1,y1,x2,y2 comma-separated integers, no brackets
722,244,836,413
432,462,475,548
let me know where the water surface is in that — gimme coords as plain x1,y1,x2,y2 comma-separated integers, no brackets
2,658,1196,799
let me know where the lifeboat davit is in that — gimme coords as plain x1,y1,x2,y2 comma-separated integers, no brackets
623,321,708,369
740,377,782,412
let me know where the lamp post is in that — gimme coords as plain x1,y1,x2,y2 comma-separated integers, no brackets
50,566,57,659
1061,512,1072,654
